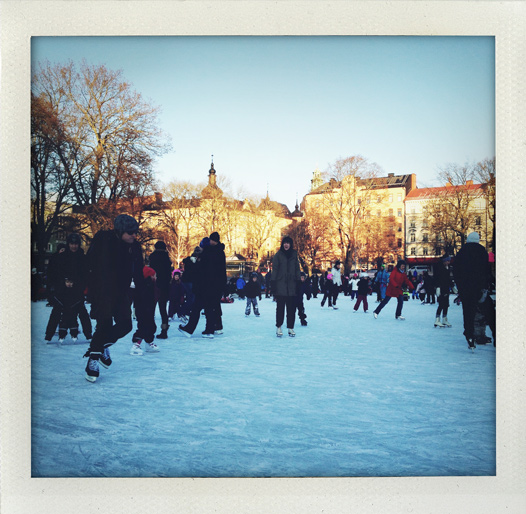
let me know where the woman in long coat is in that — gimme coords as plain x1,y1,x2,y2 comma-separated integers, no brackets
270,236,301,337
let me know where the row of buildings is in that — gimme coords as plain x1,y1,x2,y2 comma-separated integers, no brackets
36,160,494,275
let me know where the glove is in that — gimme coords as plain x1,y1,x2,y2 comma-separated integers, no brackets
435,287,441,297
478,289,488,303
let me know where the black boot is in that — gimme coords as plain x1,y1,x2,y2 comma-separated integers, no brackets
156,324,169,339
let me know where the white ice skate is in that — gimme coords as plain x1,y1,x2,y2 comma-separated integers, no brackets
146,342,160,352
276,326,283,337
434,317,445,327
288,328,296,337
130,342,143,356
396,316,405,320
442,317,451,327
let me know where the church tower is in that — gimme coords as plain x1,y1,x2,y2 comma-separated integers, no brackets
311,168,323,191
202,155,223,198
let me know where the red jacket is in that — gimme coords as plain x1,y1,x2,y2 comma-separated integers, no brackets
385,267,414,298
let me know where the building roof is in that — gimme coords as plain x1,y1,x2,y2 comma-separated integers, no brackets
308,173,416,196
405,183,482,200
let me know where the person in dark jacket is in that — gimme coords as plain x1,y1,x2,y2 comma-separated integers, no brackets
320,269,335,308
54,277,86,342
45,234,92,342
423,270,436,304
270,236,301,337
373,260,414,320
149,240,172,339
433,255,454,327
296,272,312,326
311,270,320,298
130,265,160,355
353,273,371,313
168,269,186,321
453,231,495,349
264,270,272,298
84,214,145,382
179,232,227,338
243,272,261,316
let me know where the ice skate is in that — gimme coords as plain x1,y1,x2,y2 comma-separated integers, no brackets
130,341,143,355
442,317,451,327
201,330,214,339
100,347,112,368
288,328,296,337
396,316,405,320
332,305,339,310
373,312,378,319
214,329,224,335
178,324,192,338
156,324,169,339
146,341,160,352
276,326,283,337
434,317,445,327
466,338,476,351
85,355,100,382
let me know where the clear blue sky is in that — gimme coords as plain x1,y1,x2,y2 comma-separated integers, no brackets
32,36,495,211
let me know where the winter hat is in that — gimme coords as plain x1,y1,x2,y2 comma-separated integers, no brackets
396,259,406,269
334,260,341,267
466,232,480,244
209,231,220,243
143,266,156,279
200,237,210,248
66,233,81,245
300,271,306,278
154,240,167,250
114,214,139,236
172,269,182,278
327,272,333,280
442,254,451,262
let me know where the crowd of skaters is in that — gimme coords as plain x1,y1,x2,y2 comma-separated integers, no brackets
38,212,496,383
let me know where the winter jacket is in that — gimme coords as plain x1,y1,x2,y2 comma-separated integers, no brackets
199,242,227,297
433,261,453,295
271,247,301,297
385,266,414,298
374,269,389,287
296,280,312,300
243,280,262,299
331,267,342,287
86,230,144,319
349,278,359,291
148,249,172,293
453,242,492,296
49,247,89,294
357,277,370,296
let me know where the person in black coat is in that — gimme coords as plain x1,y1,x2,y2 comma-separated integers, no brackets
296,272,312,326
84,214,145,382
452,231,495,349
243,272,261,316
45,234,92,341
423,270,436,304
433,255,454,327
353,273,370,312
130,265,160,355
149,240,172,339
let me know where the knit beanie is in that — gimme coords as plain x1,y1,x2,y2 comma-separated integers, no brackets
466,232,480,244
154,241,167,250
114,214,139,236
200,237,210,248
209,232,220,243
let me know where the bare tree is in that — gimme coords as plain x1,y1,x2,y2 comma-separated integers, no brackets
32,60,171,236
320,155,384,269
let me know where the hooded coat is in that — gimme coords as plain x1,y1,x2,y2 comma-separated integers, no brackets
271,237,301,297
453,241,492,295
148,249,172,294
199,241,227,298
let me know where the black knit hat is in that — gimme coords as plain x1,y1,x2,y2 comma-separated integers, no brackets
154,240,167,250
209,231,220,243
114,214,139,236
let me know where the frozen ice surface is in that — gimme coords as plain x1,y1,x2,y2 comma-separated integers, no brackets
31,295,496,477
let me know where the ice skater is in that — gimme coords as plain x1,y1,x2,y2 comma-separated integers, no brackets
243,272,261,317
296,272,312,326
373,260,414,320
84,214,145,382
271,236,301,337
130,265,160,355
353,273,370,313
433,254,453,327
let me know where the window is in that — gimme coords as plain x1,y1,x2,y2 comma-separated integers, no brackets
410,247,416,255
389,194,393,202
423,234,429,243
397,209,402,217
397,239,402,248
475,216,481,226
410,234,415,242
388,208,393,216
423,247,428,256
410,219,416,228
411,208,416,214
398,224,402,232
377,195,381,203
422,220,428,228
398,194,402,202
